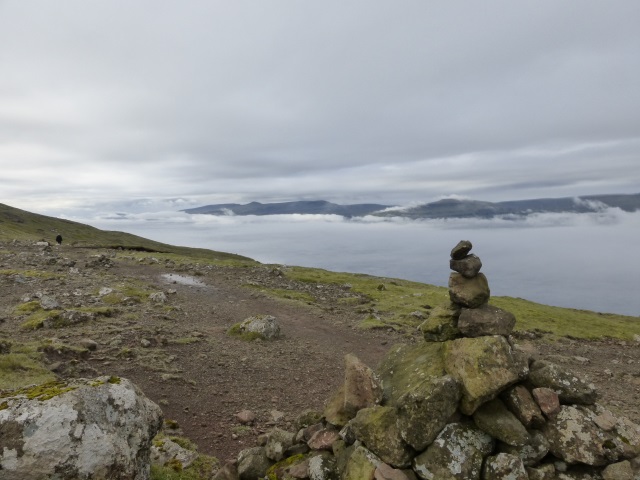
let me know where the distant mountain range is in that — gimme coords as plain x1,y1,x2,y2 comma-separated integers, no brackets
182,200,391,218
182,193,640,219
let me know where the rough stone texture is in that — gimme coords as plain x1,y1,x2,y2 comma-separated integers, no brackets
0,377,162,480
449,254,482,278
472,398,530,447
308,452,338,480
396,375,461,451
482,453,528,480
448,272,490,308
150,437,198,471
418,304,460,342
377,342,446,405
237,446,272,480
412,422,494,480
349,406,414,468
502,384,546,429
450,240,473,260
526,463,556,480
498,430,550,467
149,291,167,304
343,445,379,480
324,354,383,427
457,304,516,337
529,360,597,405
264,428,296,461
211,462,240,480
542,405,620,466
443,335,528,414
308,428,341,451
532,387,561,418
374,462,414,480
602,460,633,479
40,294,60,310
238,314,281,340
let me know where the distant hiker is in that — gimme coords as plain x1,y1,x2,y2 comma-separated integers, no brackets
55,234,62,245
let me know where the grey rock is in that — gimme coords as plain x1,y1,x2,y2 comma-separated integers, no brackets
0,376,163,480
450,240,473,260
457,304,516,337
482,453,528,480
39,295,60,310
149,291,167,303
448,272,490,308
449,254,482,278
237,446,272,480
526,463,556,480
502,384,545,429
150,437,198,471
308,452,338,480
412,422,494,480
264,428,295,461
529,360,597,405
396,375,461,451
499,430,550,466
602,460,633,480
443,335,528,415
472,398,530,446
238,314,281,340
349,406,414,468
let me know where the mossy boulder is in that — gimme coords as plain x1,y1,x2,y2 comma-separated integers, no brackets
457,304,516,337
377,342,446,405
482,453,528,480
443,335,528,415
343,445,378,480
349,406,414,468
396,375,461,451
418,303,460,342
472,398,529,447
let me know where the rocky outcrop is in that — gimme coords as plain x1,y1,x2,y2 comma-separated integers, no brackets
0,376,163,480
233,240,640,479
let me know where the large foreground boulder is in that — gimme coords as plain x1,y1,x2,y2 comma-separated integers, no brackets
0,376,163,480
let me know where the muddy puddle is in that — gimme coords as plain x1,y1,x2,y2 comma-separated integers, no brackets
161,273,208,288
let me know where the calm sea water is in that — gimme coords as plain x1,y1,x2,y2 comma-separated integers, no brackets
77,209,640,316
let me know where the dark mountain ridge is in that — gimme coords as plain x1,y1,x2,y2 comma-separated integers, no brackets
183,193,640,219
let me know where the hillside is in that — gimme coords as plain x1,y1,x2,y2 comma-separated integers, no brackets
1,204,639,477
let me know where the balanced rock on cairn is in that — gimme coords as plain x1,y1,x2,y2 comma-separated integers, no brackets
230,241,640,480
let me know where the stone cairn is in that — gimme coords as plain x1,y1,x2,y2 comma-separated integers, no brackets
222,241,640,480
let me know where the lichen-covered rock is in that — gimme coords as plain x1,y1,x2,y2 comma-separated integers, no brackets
377,342,446,405
502,384,545,429
0,377,162,480
482,453,528,480
457,304,516,337
528,360,597,405
472,398,529,446
396,375,461,451
324,354,382,427
499,430,550,467
308,452,338,480
542,405,621,466
238,314,281,340
601,459,633,479
448,272,490,308
532,387,561,418
265,428,296,461
308,428,340,451
343,445,379,480
374,462,415,480
418,304,460,342
237,446,272,480
443,335,528,414
412,422,494,480
150,436,198,471
526,463,556,480
449,254,482,278
349,406,414,468
211,462,240,480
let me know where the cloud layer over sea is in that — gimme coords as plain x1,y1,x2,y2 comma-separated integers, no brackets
67,208,640,316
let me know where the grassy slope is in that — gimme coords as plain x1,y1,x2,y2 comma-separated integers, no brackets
1,202,638,340
0,203,255,265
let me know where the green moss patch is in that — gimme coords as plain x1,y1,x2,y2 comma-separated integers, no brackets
226,323,264,341
1,381,76,401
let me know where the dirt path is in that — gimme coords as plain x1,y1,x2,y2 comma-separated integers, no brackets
2,244,639,464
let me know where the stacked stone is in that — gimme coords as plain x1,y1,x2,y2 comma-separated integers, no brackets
228,241,640,480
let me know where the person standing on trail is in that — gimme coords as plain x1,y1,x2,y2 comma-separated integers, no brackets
55,234,62,245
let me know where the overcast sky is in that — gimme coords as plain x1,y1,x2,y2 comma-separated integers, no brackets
1,1,639,216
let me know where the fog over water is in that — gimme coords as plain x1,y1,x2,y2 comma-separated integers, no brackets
74,209,640,317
